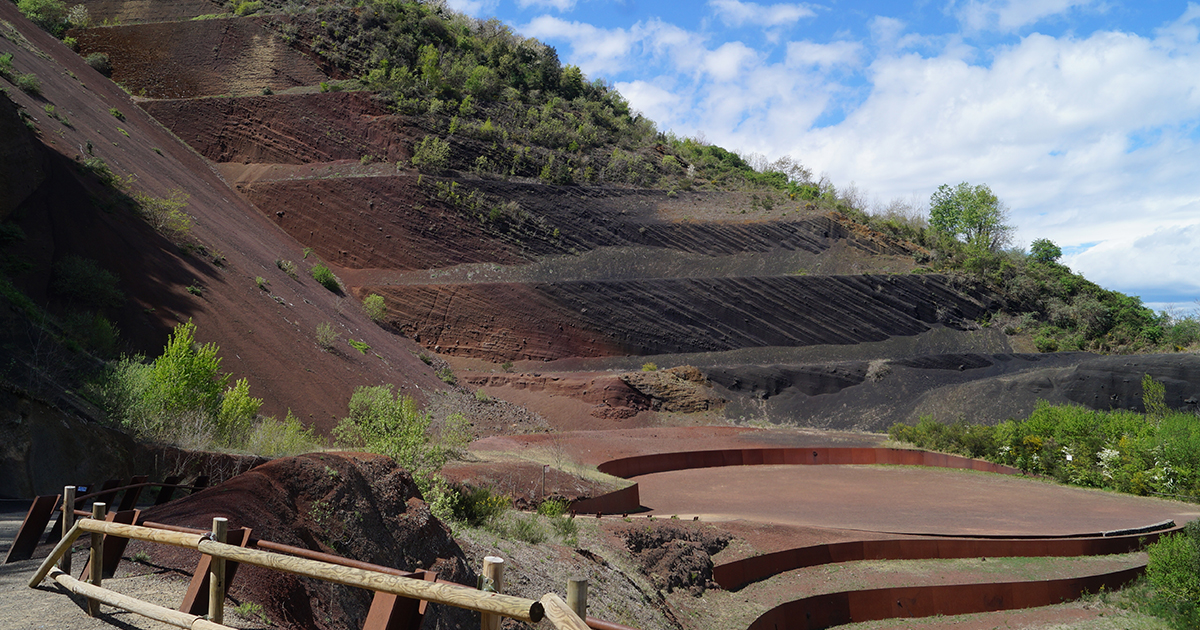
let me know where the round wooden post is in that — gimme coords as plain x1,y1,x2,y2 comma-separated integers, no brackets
60,486,75,574
208,517,228,624
567,577,588,620
479,556,505,630
88,502,105,617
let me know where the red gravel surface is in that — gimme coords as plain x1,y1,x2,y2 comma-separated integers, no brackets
632,464,1198,536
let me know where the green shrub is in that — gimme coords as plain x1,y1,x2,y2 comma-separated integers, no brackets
89,321,267,450
549,513,578,544
18,0,66,35
537,498,568,517
410,135,450,173
109,107,124,120
63,311,120,357
453,485,509,526
510,514,546,544
315,322,339,351
244,411,324,457
82,158,118,187
0,53,14,80
51,255,124,309
1147,521,1200,602
85,53,112,77
363,293,386,322
310,264,340,291
218,378,262,445
133,189,191,240
436,366,456,385
347,338,370,354
16,73,41,95
234,1,262,16
65,3,88,28
641,362,658,372
275,258,298,279
333,385,470,485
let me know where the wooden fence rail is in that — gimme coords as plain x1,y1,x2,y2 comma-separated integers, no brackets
28,515,599,628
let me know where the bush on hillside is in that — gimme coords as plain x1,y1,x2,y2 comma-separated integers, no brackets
50,255,124,309
310,264,340,291
889,377,1200,499
333,385,471,488
85,53,112,77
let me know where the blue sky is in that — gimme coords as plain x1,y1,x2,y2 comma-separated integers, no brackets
446,0,1200,315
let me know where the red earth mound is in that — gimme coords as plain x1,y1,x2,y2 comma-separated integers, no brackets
71,0,218,24
72,17,328,99
130,452,474,630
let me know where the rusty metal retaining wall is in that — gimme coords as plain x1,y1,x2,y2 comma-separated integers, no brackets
714,529,1174,591
596,447,1021,478
570,484,640,516
745,566,1144,630
572,447,1021,514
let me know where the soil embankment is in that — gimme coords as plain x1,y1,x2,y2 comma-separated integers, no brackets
72,18,329,98
371,275,998,362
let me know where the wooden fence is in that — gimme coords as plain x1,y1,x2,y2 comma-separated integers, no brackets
29,506,593,630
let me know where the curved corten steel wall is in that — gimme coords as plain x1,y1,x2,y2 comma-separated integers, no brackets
746,566,1144,630
570,484,640,515
714,528,1175,591
572,447,1021,515
596,447,1022,478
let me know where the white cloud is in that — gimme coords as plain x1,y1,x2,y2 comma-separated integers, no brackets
786,40,862,69
703,41,760,80
525,6,1200,301
516,0,577,11
956,0,1098,32
519,16,695,77
445,0,497,17
708,0,816,28
1067,222,1200,303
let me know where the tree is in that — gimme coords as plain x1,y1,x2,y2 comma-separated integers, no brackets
1029,238,1062,264
929,182,1013,251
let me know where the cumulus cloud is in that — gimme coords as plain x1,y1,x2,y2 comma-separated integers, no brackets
520,16,694,76
516,0,577,11
708,0,816,27
521,5,1200,305
956,0,1098,32
445,0,498,17
786,40,862,69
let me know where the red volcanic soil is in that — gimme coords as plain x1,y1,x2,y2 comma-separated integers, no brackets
72,17,328,99
0,2,447,428
128,452,474,630
633,464,1198,536
142,92,414,165
70,0,218,24
237,174,530,271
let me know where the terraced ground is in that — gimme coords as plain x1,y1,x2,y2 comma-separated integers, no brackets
3,2,1199,629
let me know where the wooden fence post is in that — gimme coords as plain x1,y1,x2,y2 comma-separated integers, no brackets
567,578,587,620
479,556,505,630
60,487,75,574
88,502,105,617
209,518,228,624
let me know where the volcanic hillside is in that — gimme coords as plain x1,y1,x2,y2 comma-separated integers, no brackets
4,0,1199,440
